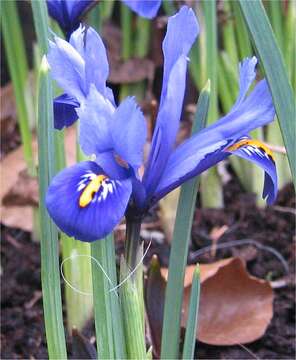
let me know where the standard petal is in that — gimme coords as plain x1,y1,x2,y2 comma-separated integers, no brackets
69,25,109,96
47,37,86,101
231,57,257,112
77,85,115,156
46,161,132,242
122,0,161,18
53,93,79,129
143,6,199,195
225,139,277,204
111,97,147,170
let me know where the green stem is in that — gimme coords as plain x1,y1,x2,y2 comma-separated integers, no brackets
2,0,35,175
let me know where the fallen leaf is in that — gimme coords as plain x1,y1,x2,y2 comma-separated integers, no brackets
183,258,274,345
161,258,234,287
3,170,39,207
1,127,76,231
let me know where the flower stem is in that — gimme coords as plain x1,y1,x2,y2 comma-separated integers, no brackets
125,218,142,274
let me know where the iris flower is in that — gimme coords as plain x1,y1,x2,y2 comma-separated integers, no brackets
46,6,277,242
47,0,161,37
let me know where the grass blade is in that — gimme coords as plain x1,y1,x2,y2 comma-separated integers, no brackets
37,57,67,359
182,265,201,360
2,0,35,175
238,0,296,187
161,81,210,359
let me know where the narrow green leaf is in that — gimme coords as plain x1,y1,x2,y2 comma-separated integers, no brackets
91,237,114,359
222,0,239,66
37,57,67,359
2,0,35,175
231,0,253,59
161,81,210,359
31,0,50,54
182,265,201,360
200,0,223,208
120,258,146,359
238,0,296,186
106,234,127,359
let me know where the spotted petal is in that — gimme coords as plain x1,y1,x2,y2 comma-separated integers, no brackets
153,137,277,206
225,139,277,204
46,161,132,242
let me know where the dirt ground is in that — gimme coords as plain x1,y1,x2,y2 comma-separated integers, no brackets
1,179,295,359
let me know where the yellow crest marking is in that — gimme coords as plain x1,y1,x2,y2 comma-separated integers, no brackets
225,139,275,162
79,175,107,208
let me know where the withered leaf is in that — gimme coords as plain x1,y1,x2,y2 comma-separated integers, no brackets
182,258,274,345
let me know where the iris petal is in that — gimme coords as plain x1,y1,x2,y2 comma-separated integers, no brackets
111,97,147,171
53,93,79,129
47,0,94,34
231,57,257,112
143,6,199,195
225,139,277,204
70,25,110,96
48,37,86,102
122,0,161,18
154,137,277,205
46,161,132,242
78,85,114,155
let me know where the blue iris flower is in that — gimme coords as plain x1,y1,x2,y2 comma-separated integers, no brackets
46,6,277,242
47,0,161,37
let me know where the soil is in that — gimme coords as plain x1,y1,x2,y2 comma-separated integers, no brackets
1,180,295,359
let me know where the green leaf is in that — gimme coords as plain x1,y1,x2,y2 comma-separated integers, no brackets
2,0,35,175
160,81,210,359
37,56,67,359
182,265,201,360
238,0,296,187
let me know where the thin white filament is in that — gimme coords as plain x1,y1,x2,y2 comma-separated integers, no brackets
109,241,151,293
60,241,152,296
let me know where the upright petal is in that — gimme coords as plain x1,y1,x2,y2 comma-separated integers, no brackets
46,161,132,242
143,6,199,195
70,25,110,96
231,57,257,112
67,0,94,26
111,97,147,171
122,0,161,19
47,37,86,101
53,93,79,129
77,86,114,156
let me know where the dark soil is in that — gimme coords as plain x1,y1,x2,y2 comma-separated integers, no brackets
1,180,295,360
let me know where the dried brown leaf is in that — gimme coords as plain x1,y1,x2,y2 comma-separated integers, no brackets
1,127,76,231
182,258,274,345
